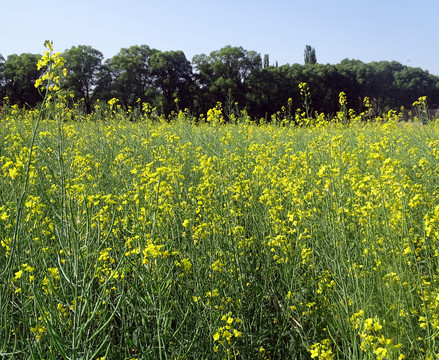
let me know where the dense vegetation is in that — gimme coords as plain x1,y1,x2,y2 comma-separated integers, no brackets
1,44,439,119
2,41,439,360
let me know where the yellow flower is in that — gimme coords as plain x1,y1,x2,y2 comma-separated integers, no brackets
364,318,373,331
30,325,47,341
339,91,347,106
108,98,119,106
47,267,60,279
14,270,23,280
373,320,382,331
9,167,19,180
23,264,35,272
374,347,387,358
222,330,232,342
181,258,192,272
233,329,242,338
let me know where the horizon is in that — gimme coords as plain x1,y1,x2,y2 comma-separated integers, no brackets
1,42,436,76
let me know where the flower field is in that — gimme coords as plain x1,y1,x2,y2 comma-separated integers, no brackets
2,43,439,359
2,103,439,360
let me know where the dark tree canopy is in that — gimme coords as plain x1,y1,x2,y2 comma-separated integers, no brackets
1,43,439,121
192,45,262,112
103,45,159,110
3,53,42,107
62,45,104,113
150,50,193,113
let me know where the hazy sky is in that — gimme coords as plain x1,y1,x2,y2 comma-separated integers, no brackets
2,0,439,75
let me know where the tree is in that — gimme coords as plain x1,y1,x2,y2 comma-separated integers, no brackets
3,53,42,107
302,63,350,114
104,45,159,110
304,45,317,65
263,54,270,68
393,66,439,108
150,50,193,113
62,45,104,113
192,45,262,112
0,54,5,100
353,61,403,114
247,65,295,119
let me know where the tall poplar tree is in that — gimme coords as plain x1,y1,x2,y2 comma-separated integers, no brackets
304,45,317,65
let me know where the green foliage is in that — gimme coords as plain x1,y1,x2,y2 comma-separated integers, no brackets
192,45,262,112
102,45,159,110
2,43,439,121
263,54,269,68
304,45,317,65
62,45,104,113
150,50,193,113
2,53,42,107
3,95,439,358
3,40,439,359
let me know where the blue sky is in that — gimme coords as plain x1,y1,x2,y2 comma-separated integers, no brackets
2,0,439,75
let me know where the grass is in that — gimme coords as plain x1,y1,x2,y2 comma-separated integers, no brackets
1,97,439,359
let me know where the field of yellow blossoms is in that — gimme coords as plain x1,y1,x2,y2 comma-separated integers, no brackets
2,101,439,359
2,43,439,359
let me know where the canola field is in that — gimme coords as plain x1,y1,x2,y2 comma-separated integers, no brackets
2,40,439,360
2,102,439,360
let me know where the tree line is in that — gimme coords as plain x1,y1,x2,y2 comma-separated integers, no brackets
1,44,439,119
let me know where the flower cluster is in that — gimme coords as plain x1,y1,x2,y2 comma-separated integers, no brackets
34,40,66,93
212,312,243,354
2,90,439,358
